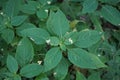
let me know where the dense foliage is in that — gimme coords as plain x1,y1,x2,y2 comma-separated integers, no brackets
0,0,120,80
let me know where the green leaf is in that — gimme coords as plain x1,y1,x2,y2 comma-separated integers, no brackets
1,29,14,44
13,75,21,80
3,0,21,17
20,63,43,78
15,38,34,67
11,15,28,26
90,14,105,40
64,32,79,45
0,15,3,24
100,5,120,26
88,73,101,80
76,71,86,80
20,1,38,14
49,37,60,46
16,23,36,36
54,57,69,80
0,0,7,8
90,14,103,32
7,55,18,73
101,41,115,53
3,72,14,78
82,0,98,13
36,9,48,19
88,41,102,54
113,30,120,41
60,44,67,51
44,47,62,72
35,74,49,80
47,9,69,37
20,28,50,44
75,30,102,48
100,0,120,5
0,25,6,33
68,48,106,69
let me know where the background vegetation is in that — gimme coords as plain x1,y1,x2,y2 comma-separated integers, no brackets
0,0,120,80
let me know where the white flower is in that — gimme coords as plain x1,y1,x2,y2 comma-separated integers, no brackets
98,54,101,57
18,41,22,46
30,37,35,41
66,32,69,34
37,61,42,64
1,48,4,51
47,1,51,4
73,28,77,32
68,38,73,44
45,9,48,13
46,39,51,44
100,16,103,18
53,72,57,75
99,32,102,34
0,12,3,15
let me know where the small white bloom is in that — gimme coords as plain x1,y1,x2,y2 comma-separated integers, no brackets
46,39,51,44
47,1,51,4
99,32,102,34
45,9,48,13
30,37,35,41
5,22,8,25
1,48,4,51
73,28,77,32
66,32,69,34
0,12,3,15
98,54,101,57
68,38,73,44
37,61,42,64
53,72,57,75
18,41,22,46
100,16,103,18
83,29,89,31
98,48,102,50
